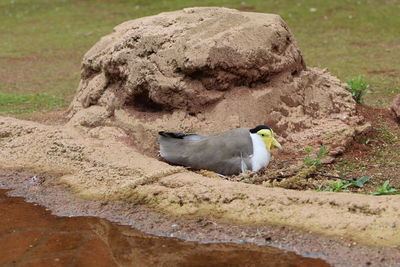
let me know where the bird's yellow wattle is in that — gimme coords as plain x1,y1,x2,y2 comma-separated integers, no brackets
257,129,282,152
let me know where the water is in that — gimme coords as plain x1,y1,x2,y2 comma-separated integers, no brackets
0,189,329,266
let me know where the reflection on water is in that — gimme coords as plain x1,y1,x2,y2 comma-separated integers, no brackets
0,189,329,266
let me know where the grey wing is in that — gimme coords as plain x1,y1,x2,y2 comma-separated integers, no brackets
207,154,252,176
159,128,253,176
182,134,207,141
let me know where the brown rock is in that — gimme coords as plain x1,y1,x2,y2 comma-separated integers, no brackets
390,94,400,121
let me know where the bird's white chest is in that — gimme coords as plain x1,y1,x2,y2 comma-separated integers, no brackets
249,133,271,172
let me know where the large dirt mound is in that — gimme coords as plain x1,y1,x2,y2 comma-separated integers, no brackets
69,7,305,114
67,7,368,155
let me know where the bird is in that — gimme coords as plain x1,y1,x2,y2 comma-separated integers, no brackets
158,125,282,176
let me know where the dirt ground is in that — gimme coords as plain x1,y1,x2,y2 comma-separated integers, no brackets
1,103,400,248
1,106,399,266
332,105,400,189
228,105,400,193
1,168,400,267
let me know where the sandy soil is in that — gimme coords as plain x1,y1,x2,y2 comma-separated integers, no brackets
0,115,399,249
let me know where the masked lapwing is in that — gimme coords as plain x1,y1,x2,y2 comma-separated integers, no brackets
158,125,282,176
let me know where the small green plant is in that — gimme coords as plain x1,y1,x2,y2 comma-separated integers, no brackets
303,145,330,167
317,176,370,192
318,179,350,192
351,176,371,187
347,75,370,104
372,180,399,195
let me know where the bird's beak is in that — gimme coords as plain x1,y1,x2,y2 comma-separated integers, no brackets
271,137,283,150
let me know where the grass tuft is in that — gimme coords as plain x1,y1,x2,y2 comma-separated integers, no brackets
372,180,399,195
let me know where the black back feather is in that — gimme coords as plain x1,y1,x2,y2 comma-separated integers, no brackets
159,131,187,139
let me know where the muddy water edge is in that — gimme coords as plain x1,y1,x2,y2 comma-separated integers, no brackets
1,169,398,266
0,189,329,267
0,169,326,267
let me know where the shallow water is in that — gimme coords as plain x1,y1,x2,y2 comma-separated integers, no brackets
0,189,329,266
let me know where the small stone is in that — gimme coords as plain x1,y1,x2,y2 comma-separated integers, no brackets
321,157,335,164
28,176,41,185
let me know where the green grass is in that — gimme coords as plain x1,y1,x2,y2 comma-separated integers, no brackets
0,0,399,114
318,177,400,195
0,91,64,114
